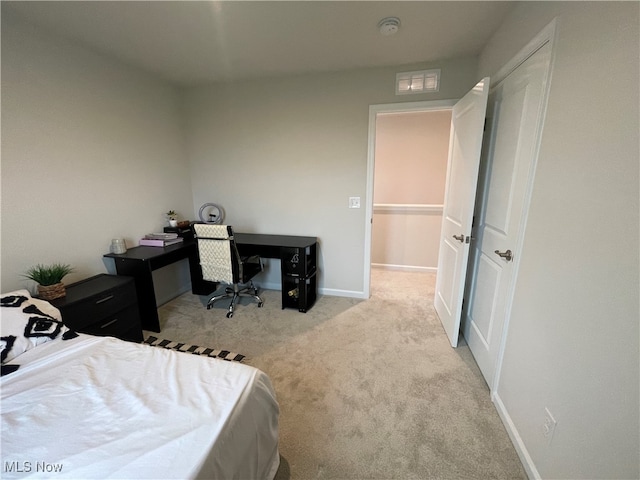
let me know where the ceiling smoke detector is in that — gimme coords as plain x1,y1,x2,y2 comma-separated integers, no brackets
378,17,400,36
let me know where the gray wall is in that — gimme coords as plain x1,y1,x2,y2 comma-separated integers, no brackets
479,2,639,478
1,7,478,299
1,11,193,301
183,59,477,296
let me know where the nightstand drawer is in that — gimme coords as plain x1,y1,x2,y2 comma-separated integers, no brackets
50,274,142,343
58,280,137,329
80,304,142,342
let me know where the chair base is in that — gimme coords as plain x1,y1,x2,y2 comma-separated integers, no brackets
206,280,264,318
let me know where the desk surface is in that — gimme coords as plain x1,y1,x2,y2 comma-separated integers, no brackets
234,233,317,249
104,241,192,261
104,233,317,262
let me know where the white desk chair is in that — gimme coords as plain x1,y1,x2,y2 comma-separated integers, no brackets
194,224,264,318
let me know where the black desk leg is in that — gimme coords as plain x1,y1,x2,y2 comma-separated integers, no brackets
112,260,161,333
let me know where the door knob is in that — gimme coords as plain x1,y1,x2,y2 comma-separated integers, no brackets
452,234,465,243
494,249,513,262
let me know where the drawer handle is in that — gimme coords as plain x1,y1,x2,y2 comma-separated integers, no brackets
100,318,118,329
95,295,115,305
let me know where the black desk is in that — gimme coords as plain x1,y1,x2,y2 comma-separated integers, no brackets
235,233,318,314
104,233,318,332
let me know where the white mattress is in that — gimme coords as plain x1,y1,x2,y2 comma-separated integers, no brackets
1,334,280,479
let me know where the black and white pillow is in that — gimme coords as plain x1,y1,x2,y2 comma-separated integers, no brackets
0,289,71,365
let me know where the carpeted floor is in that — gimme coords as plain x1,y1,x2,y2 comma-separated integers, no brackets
153,269,527,480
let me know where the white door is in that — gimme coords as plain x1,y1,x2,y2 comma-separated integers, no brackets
462,42,552,387
434,78,490,347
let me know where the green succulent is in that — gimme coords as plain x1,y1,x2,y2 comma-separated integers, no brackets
23,263,74,286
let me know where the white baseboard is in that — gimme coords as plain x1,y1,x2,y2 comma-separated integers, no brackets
492,392,540,480
320,288,367,299
199,281,366,300
256,282,367,300
372,263,437,273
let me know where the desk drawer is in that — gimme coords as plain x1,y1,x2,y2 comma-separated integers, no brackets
80,304,142,342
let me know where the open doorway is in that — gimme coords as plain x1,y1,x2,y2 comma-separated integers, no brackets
364,100,455,298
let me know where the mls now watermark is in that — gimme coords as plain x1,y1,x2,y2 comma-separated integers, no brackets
4,461,64,474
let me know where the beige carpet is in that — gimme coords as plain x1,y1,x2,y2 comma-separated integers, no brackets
153,269,527,480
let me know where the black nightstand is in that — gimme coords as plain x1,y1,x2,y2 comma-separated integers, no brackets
50,274,143,343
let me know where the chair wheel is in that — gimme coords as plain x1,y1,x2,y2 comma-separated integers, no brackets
207,305,212,310
258,302,264,308
226,311,233,318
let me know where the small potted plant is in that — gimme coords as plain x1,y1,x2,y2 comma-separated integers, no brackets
166,210,178,227
23,263,74,300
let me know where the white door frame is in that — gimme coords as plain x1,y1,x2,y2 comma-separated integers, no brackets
364,99,457,298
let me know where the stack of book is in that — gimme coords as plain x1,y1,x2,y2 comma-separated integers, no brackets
139,233,184,247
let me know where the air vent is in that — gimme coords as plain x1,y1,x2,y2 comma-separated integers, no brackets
396,69,440,95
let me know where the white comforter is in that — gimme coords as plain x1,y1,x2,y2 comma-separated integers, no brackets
1,334,280,479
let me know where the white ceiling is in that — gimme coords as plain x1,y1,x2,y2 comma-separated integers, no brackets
3,1,515,86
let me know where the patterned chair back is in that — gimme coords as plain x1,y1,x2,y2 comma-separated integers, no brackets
194,224,237,284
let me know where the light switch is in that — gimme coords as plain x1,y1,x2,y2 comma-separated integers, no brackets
349,197,361,209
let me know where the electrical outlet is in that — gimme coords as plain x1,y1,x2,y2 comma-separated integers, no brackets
542,407,557,445
349,197,361,209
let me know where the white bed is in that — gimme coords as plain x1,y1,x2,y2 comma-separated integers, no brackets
1,290,280,479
